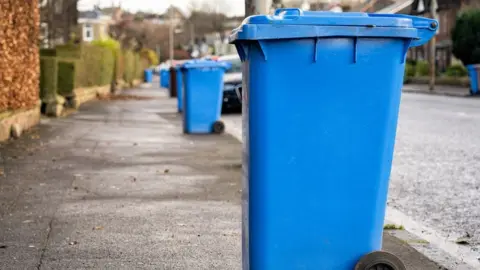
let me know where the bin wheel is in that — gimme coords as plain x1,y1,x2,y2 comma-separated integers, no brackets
355,251,406,270
212,121,225,134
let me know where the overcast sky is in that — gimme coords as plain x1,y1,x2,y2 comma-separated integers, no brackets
78,0,245,16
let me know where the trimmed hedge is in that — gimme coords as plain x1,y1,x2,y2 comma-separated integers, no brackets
452,9,480,65
40,49,57,57
115,52,125,81
56,44,82,59
405,63,415,77
445,64,468,77
57,59,77,96
76,44,115,88
54,44,115,96
123,50,137,84
416,61,430,76
39,42,150,104
39,57,58,101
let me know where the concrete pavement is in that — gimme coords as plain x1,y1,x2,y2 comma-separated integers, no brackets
403,84,471,97
0,89,242,269
0,84,453,269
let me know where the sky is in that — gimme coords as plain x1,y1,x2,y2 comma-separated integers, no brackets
78,0,245,17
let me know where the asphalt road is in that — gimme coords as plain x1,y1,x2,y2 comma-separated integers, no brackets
223,93,480,266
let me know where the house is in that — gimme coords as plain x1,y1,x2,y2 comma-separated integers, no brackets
78,8,113,42
39,0,78,47
281,0,368,10
143,6,185,26
407,0,478,71
360,0,478,71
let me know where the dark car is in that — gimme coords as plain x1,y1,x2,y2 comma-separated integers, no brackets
222,73,242,113
220,55,242,113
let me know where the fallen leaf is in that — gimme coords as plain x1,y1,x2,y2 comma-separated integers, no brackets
93,226,104,231
455,238,470,245
68,241,78,245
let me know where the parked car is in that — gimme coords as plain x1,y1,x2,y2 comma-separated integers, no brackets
219,54,242,113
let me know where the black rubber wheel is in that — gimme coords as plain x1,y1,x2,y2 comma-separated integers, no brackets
355,251,406,270
212,121,225,134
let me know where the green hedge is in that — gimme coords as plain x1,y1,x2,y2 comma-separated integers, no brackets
123,50,136,84
51,44,115,96
405,63,415,77
40,43,148,103
39,57,58,101
115,52,125,81
57,59,77,96
416,61,430,76
445,64,468,77
40,49,57,57
56,44,82,58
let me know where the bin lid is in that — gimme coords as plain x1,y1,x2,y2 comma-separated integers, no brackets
230,8,438,42
181,60,231,70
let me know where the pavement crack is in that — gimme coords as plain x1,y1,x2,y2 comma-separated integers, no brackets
36,217,54,270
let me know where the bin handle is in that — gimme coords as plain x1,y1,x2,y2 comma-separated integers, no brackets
368,14,438,47
274,8,304,17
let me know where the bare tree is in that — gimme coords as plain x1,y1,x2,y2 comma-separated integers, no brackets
187,0,230,40
40,0,79,47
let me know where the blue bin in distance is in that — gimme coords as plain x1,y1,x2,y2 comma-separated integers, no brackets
467,64,479,95
144,69,153,83
230,9,437,270
181,60,231,134
160,69,170,88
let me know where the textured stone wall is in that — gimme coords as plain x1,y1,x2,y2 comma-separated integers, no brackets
0,0,40,112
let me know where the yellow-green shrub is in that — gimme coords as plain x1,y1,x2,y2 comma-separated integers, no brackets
140,48,159,67
123,50,136,84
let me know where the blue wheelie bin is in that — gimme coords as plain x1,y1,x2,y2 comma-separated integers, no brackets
230,9,437,270
467,65,479,95
181,60,231,134
160,69,170,88
144,69,153,83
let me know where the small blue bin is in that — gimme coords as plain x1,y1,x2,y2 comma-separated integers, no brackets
230,9,437,270
467,65,479,95
181,60,231,134
144,69,153,83
160,69,170,88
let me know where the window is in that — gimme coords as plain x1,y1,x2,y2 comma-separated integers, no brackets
83,23,94,42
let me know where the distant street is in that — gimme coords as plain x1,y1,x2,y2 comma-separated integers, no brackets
223,92,480,264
